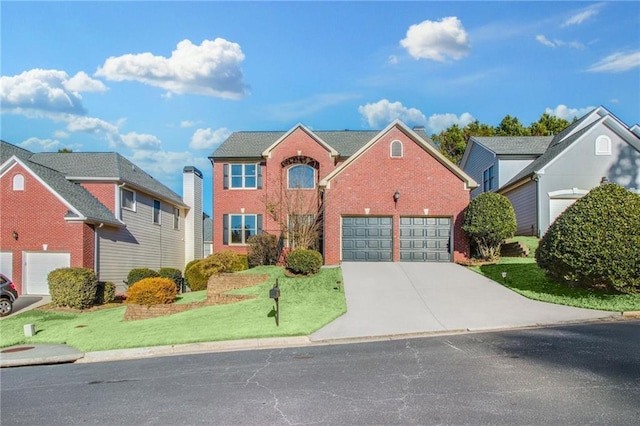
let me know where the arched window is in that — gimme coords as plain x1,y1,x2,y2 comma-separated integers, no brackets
12,174,25,191
288,165,315,189
391,140,403,158
595,135,611,156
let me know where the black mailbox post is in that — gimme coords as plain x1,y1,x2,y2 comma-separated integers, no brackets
269,280,280,326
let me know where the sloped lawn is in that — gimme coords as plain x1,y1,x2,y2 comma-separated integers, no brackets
0,266,346,352
469,237,640,312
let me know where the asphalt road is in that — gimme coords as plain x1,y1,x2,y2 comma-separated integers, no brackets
1,320,639,425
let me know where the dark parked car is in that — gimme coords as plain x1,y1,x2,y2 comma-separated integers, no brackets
0,273,18,317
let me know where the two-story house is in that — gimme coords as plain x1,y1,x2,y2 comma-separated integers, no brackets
210,120,478,264
460,107,640,236
0,141,204,294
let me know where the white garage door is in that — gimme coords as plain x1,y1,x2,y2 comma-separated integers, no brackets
0,252,13,281
549,198,578,225
24,252,71,295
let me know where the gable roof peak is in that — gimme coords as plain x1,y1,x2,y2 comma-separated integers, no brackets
261,123,339,158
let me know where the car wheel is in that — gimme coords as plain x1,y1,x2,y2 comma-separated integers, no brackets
0,298,13,316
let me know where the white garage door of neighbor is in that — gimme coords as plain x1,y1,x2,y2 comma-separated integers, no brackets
549,198,578,225
24,252,71,295
0,252,13,281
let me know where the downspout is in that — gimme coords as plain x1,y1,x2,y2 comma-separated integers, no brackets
94,223,104,279
533,173,541,237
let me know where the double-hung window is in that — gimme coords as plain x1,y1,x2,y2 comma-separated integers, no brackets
225,214,262,245
483,166,495,192
173,207,180,230
231,164,257,189
153,200,161,224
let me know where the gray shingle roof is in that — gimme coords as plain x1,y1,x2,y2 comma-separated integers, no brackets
1,140,186,225
211,128,434,159
470,136,553,155
501,119,601,190
30,152,185,206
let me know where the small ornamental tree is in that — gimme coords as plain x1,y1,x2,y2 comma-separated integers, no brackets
536,183,640,293
462,193,517,260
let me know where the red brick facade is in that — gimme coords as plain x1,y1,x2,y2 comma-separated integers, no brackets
0,164,95,294
213,122,475,264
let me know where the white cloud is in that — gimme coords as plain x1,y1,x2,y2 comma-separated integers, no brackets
190,127,232,150
388,55,399,65
180,120,196,128
400,16,470,62
536,34,584,49
19,137,62,151
562,3,604,27
53,130,69,139
358,99,427,128
545,104,595,120
266,92,361,121
121,132,162,150
129,149,210,179
95,38,249,99
427,112,475,134
586,51,640,73
0,69,105,115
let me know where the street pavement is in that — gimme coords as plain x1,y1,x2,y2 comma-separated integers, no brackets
1,262,631,367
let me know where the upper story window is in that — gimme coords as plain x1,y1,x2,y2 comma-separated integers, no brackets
223,163,263,189
483,166,495,192
390,140,403,158
153,199,161,224
595,135,612,156
288,165,315,189
173,207,180,230
12,174,24,191
121,188,136,211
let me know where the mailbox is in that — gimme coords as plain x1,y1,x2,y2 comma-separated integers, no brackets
269,286,280,299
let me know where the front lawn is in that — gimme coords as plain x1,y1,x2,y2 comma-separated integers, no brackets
0,266,346,352
469,238,640,312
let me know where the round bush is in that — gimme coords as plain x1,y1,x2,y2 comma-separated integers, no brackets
126,277,177,306
48,267,98,309
127,268,159,286
184,260,209,291
247,233,279,267
536,183,640,293
286,248,323,275
462,192,517,260
158,267,182,290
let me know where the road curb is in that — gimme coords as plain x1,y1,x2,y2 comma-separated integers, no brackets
622,311,640,318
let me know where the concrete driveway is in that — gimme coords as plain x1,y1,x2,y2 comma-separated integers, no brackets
310,262,618,341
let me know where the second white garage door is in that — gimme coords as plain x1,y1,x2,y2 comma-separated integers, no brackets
24,252,71,295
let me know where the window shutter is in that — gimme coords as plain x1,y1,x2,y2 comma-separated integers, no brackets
257,163,263,189
223,164,229,189
257,214,263,234
223,214,229,245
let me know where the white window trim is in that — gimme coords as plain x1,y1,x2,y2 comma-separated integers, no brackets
12,174,24,191
287,164,316,190
230,163,258,190
390,140,403,158
153,199,161,225
121,188,136,212
173,207,180,230
229,214,257,245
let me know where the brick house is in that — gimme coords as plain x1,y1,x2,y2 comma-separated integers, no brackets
210,120,478,264
0,141,204,295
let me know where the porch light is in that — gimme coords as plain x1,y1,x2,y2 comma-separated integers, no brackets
393,190,400,203
12,231,18,240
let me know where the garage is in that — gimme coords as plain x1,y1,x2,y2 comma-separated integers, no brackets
342,217,392,261
23,252,71,295
549,198,578,226
400,217,451,262
0,251,13,281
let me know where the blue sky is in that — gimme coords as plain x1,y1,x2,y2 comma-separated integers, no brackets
2,1,639,215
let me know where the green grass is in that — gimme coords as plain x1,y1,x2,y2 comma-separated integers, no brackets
0,266,346,352
469,238,640,312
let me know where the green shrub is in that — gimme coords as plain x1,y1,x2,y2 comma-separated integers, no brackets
48,268,98,309
95,281,116,305
462,192,517,260
247,233,279,267
158,267,182,290
126,268,159,286
184,260,208,291
536,183,640,293
126,277,177,306
286,248,323,275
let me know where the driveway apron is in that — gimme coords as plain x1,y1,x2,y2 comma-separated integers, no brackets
310,263,617,341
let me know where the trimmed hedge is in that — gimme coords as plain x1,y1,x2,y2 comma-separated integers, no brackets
158,267,182,290
286,248,323,275
49,267,98,309
536,183,640,293
185,251,249,292
95,281,116,305
126,277,177,306
462,192,517,260
185,261,209,292
127,268,159,286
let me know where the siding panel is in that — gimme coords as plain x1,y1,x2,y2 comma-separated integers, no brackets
504,181,537,236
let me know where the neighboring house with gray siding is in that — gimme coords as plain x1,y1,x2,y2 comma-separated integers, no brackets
0,140,204,295
460,107,640,237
